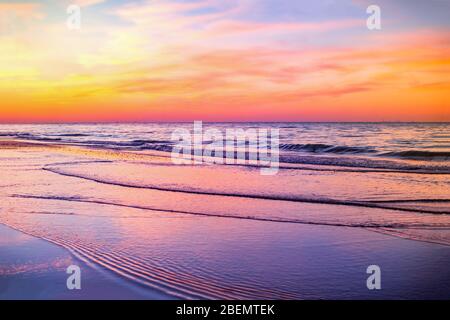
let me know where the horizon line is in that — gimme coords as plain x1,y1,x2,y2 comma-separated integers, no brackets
1,121,449,125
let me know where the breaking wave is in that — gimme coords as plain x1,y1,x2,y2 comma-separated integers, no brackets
379,150,450,160
280,143,377,154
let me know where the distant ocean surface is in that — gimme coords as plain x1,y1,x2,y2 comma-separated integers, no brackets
1,122,450,171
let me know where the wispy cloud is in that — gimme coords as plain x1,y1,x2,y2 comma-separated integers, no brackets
72,0,107,7
0,0,448,122
0,2,43,18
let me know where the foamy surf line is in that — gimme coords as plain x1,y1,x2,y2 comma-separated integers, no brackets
4,132,450,159
41,167,450,215
2,136,450,174
10,193,450,230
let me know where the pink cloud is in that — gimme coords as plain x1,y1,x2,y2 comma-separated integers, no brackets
72,0,106,7
204,19,363,36
0,3,44,20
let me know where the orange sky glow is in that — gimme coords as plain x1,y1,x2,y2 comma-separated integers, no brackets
0,0,449,122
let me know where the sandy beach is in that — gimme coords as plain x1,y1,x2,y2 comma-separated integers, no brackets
1,135,449,299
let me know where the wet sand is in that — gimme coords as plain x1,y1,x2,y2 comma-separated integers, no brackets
0,224,171,299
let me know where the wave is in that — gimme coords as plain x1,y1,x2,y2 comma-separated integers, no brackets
53,133,90,137
278,153,450,173
11,194,450,229
379,150,450,160
138,144,173,152
38,168,450,215
280,143,450,162
280,143,377,154
1,132,174,149
0,133,63,142
64,139,174,148
10,194,450,250
3,130,450,172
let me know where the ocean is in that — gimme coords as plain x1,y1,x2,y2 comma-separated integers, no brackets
1,122,450,166
1,122,449,299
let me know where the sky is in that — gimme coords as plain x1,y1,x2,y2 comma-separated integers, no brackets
0,0,449,122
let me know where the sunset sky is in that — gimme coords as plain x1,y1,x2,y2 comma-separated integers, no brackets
0,0,449,122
